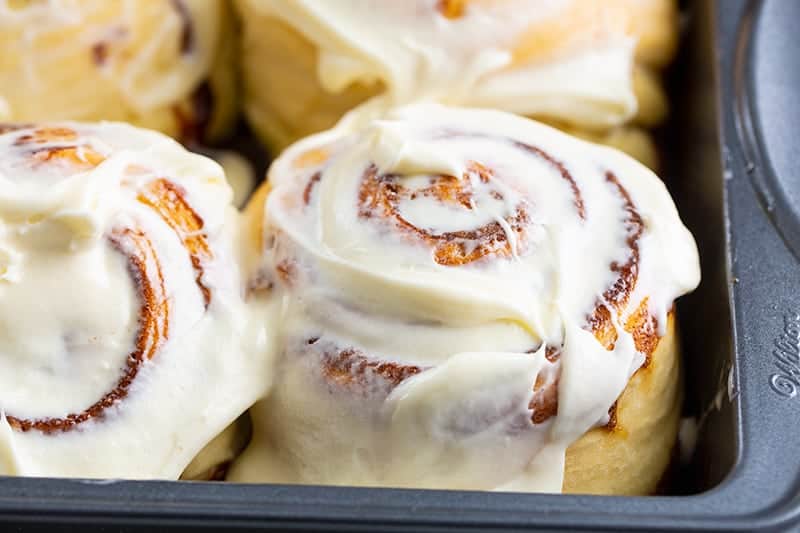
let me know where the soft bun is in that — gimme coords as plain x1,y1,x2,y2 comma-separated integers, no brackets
0,122,268,478
0,1,237,143
235,0,677,168
229,104,698,493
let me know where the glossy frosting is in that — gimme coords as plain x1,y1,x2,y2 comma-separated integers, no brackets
229,103,700,492
0,122,269,478
239,0,645,129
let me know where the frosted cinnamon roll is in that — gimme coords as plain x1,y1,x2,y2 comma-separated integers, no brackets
0,0,237,143
0,122,269,478
229,104,700,494
235,0,677,167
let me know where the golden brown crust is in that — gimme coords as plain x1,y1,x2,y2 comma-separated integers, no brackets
236,9,381,152
563,313,681,494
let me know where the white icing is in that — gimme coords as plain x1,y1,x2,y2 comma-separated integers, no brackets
229,103,700,492
0,122,271,479
240,0,638,128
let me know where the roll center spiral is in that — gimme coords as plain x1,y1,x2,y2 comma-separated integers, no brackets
356,162,532,266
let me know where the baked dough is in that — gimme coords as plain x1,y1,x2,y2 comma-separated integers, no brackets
228,103,699,493
0,0,237,143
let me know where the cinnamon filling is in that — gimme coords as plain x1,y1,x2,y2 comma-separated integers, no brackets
319,345,425,397
137,178,213,307
13,127,77,144
512,140,586,220
302,172,321,205
313,338,563,426
2,126,215,432
6,227,169,433
0,124,33,135
11,128,211,305
357,163,531,266
91,42,108,66
586,171,645,350
293,141,660,431
172,81,214,144
89,27,127,68
530,369,559,425
169,0,195,55
12,127,106,170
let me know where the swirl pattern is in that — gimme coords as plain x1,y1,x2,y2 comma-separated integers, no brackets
6,226,169,433
231,104,700,492
1,126,213,434
290,133,647,426
0,122,266,478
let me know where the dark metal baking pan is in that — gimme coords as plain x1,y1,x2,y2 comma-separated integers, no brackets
2,0,799,530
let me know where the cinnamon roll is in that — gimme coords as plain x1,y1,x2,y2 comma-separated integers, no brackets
0,122,269,478
235,0,677,167
0,0,237,144
229,104,700,494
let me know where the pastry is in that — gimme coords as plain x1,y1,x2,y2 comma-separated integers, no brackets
0,0,237,143
0,122,269,478
235,0,677,168
228,103,700,494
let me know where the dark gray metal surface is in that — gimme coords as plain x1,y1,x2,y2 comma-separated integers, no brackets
1,1,798,530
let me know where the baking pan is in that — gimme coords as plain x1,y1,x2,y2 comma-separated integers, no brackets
1,0,799,530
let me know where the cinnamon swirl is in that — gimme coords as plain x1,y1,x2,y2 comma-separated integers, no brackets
0,0,237,143
0,122,269,478
235,0,677,168
229,104,700,494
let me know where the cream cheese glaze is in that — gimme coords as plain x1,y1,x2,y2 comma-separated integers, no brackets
239,0,640,129
229,103,700,492
0,122,270,478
